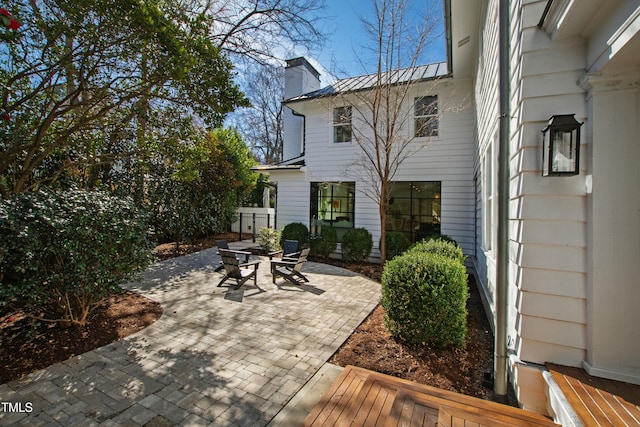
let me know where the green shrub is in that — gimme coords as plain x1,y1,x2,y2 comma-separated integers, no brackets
381,251,469,347
0,189,153,326
310,226,337,258
409,237,466,264
280,222,308,249
381,231,411,260
257,227,281,252
341,228,373,263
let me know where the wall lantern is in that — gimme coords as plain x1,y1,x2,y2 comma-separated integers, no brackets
310,215,322,238
542,114,582,176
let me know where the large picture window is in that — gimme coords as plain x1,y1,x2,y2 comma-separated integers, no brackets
333,106,352,143
386,181,441,243
310,182,355,241
414,96,438,137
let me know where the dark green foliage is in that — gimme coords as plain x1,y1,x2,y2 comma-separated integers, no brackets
310,226,337,258
381,231,411,260
145,128,256,243
381,251,468,348
0,189,153,325
341,228,373,263
410,237,466,264
280,222,309,249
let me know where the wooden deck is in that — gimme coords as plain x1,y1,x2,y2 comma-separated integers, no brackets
303,365,559,427
547,363,640,426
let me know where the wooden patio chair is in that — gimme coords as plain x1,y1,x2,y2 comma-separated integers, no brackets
281,239,300,260
271,248,311,286
217,249,261,289
215,240,250,272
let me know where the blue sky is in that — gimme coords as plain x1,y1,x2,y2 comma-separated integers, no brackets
312,0,447,82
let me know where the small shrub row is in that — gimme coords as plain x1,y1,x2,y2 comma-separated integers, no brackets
341,228,373,263
310,226,337,258
279,222,308,249
381,236,468,348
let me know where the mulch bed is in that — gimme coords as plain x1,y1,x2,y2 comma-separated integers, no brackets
1,235,501,404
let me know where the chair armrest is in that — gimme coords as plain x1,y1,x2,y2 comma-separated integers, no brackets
283,251,300,258
240,260,261,268
271,259,297,268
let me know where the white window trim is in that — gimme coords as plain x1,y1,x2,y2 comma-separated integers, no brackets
414,96,438,138
332,106,352,143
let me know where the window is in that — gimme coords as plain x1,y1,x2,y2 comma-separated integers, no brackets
385,182,441,243
483,140,496,251
310,182,355,241
414,96,438,137
333,106,352,143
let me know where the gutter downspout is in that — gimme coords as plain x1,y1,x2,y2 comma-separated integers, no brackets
289,107,306,157
495,0,510,400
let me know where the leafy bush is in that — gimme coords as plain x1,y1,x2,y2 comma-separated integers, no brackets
280,222,309,249
310,226,337,258
341,228,373,263
381,251,468,347
0,189,153,326
381,231,411,260
257,227,281,252
409,237,466,264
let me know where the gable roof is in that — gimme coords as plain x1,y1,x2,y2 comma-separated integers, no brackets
284,61,449,104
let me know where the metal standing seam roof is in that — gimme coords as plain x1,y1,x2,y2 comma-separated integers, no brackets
284,61,449,104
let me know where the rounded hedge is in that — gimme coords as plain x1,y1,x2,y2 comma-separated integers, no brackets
381,251,469,347
280,222,308,249
310,226,337,258
381,231,411,260
341,227,373,263
409,237,466,264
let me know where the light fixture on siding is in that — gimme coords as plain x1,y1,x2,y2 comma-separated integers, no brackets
310,216,322,238
542,114,582,176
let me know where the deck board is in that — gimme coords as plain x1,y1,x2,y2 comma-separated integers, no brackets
547,363,640,426
304,366,558,427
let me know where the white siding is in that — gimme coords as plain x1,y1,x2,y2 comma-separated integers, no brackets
297,78,476,257
267,170,310,230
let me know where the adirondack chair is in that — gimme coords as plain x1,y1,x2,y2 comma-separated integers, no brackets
215,240,250,272
217,249,260,289
271,248,311,286
281,239,301,261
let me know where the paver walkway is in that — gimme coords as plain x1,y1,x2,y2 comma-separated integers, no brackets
0,244,381,426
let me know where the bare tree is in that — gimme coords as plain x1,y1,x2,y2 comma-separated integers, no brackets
234,64,284,164
332,0,443,263
200,0,326,66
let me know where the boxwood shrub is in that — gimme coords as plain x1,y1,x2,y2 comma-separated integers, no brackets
409,237,466,264
310,226,337,258
279,222,308,249
341,227,373,263
381,250,469,347
381,231,411,260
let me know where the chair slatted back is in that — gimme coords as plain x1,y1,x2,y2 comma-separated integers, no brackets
291,248,311,273
216,240,230,250
283,240,298,256
219,249,242,279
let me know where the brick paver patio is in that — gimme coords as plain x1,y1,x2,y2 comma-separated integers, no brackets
0,244,380,426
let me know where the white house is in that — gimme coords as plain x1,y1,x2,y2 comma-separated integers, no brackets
452,0,640,419
256,0,640,421
256,57,477,259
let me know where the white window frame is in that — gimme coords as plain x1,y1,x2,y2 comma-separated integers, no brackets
414,96,438,138
332,106,352,143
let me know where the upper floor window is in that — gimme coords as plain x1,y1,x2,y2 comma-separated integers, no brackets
414,96,438,137
333,106,352,143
